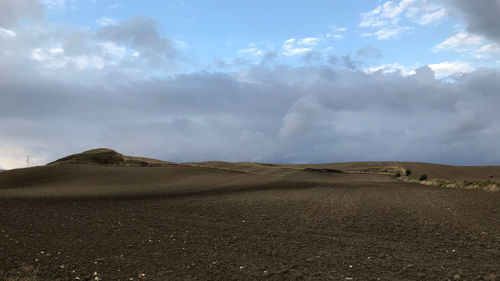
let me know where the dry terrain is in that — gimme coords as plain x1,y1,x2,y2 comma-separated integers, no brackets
0,149,499,280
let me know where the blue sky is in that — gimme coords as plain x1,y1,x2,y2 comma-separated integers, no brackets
1,0,500,169
38,0,499,75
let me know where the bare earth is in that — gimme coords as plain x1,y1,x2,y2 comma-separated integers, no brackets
0,154,499,280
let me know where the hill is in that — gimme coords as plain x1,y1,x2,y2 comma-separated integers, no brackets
47,148,172,167
0,148,498,198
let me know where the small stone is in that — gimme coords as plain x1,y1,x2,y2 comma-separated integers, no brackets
453,274,461,280
239,266,244,270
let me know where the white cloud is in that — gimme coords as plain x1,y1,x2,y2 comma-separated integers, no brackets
476,43,500,54
327,25,347,40
30,41,138,69
239,41,271,57
239,46,263,57
96,17,116,27
428,61,474,77
298,37,320,46
414,7,446,25
434,32,485,51
330,26,347,33
360,0,416,28
40,0,67,11
0,27,16,38
364,62,415,76
327,34,344,40
374,26,413,39
360,0,446,39
282,38,311,56
473,43,500,59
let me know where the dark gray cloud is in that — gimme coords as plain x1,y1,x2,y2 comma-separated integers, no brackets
327,55,360,70
1,44,500,168
0,0,44,28
446,0,500,43
98,16,181,66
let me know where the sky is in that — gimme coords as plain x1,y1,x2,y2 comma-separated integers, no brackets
1,0,500,169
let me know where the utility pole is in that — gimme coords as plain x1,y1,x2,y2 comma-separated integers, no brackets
27,155,29,168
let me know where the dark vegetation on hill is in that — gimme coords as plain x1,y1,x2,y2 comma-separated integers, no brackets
47,148,171,167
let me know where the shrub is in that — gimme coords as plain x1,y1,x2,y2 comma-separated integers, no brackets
418,174,427,181
395,172,401,178
405,170,411,176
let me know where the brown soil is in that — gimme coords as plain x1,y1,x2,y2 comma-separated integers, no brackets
0,160,499,280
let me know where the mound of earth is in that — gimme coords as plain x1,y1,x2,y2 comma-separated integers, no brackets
47,148,171,167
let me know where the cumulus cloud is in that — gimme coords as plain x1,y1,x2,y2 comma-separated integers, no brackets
2,42,500,168
434,32,485,52
428,61,474,77
282,38,312,56
97,16,181,67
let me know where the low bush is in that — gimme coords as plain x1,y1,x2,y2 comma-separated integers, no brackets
418,174,427,181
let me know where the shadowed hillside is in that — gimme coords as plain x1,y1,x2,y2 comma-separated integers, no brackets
0,149,499,198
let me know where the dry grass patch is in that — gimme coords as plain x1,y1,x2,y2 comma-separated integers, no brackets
401,177,500,192
0,265,38,281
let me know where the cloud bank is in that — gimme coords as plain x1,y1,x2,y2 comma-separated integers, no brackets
1,0,500,168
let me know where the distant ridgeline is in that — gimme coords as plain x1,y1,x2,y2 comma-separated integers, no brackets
47,148,171,167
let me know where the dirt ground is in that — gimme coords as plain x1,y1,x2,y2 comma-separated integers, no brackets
1,170,499,281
